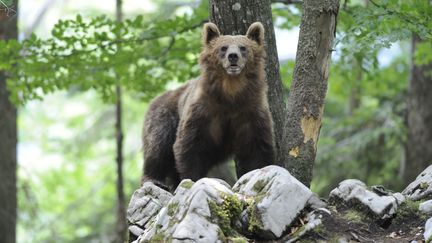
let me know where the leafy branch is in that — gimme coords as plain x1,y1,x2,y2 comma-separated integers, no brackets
0,13,206,105
368,0,432,39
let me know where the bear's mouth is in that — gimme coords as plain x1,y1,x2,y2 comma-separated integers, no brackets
226,64,242,75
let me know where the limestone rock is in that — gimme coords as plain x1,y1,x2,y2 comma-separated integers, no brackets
233,165,313,239
420,200,432,214
127,182,172,230
307,193,328,209
329,179,402,219
403,165,432,201
140,178,241,243
392,192,406,204
129,225,145,238
424,217,432,242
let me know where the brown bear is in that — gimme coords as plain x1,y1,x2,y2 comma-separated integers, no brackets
142,22,274,189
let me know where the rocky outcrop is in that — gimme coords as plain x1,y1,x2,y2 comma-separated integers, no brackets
128,166,317,242
127,165,432,242
329,179,405,220
403,165,432,201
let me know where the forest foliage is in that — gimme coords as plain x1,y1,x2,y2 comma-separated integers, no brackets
0,0,431,242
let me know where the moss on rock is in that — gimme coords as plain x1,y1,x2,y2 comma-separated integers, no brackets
394,199,427,224
252,179,268,193
167,202,179,217
179,180,194,189
208,192,244,237
342,209,364,223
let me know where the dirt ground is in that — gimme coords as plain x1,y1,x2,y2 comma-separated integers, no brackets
295,204,427,243
255,201,429,243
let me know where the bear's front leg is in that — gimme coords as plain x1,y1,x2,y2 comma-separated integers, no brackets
173,106,219,182
234,109,275,178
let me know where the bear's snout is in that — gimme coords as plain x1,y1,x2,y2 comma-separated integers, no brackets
228,53,239,64
222,45,246,76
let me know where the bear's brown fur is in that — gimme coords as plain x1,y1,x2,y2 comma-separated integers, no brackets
142,22,274,188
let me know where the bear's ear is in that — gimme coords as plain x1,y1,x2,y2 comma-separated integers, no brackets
203,22,220,45
246,22,265,46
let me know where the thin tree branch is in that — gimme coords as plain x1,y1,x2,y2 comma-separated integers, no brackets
0,0,17,16
158,36,176,61
272,0,303,4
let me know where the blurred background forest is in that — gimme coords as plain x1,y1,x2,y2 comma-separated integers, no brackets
0,0,431,242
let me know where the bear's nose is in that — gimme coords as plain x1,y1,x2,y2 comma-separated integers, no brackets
228,53,239,63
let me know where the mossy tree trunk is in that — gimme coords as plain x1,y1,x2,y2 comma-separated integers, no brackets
282,0,339,187
209,0,288,167
0,1,18,242
403,34,432,185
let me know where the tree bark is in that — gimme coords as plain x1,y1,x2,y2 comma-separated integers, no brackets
0,1,18,243
209,0,288,165
282,0,339,187
403,34,432,185
115,0,127,242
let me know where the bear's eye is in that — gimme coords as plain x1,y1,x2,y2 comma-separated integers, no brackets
240,46,247,52
221,46,228,52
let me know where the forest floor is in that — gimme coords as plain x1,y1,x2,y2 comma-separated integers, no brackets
252,200,428,243
295,204,427,243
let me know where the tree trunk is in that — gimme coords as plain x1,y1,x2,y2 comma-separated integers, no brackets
0,1,18,243
348,57,362,115
282,0,339,187
209,0,288,166
115,0,127,242
403,34,432,185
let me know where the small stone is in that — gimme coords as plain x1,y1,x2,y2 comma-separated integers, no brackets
424,217,432,242
232,2,241,11
392,193,406,204
419,199,432,214
307,193,327,209
337,237,349,243
129,225,145,237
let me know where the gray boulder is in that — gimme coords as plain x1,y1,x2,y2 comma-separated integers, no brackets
420,200,432,214
403,165,432,201
233,165,313,239
127,182,172,233
139,178,245,243
329,179,402,219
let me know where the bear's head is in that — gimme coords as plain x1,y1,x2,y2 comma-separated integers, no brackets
199,22,265,76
